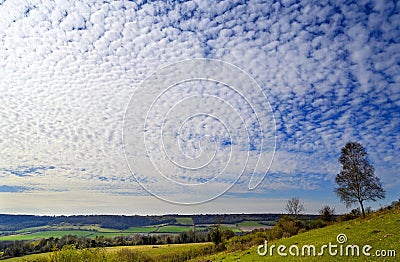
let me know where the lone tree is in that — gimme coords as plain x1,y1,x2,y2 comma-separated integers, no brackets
285,197,305,218
335,142,385,217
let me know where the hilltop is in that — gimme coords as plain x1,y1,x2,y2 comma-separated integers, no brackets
200,207,399,261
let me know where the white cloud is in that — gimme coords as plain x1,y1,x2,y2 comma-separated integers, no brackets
0,0,398,213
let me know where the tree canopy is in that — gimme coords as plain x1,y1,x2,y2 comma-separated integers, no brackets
335,142,385,217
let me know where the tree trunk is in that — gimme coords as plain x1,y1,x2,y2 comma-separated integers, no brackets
359,200,365,218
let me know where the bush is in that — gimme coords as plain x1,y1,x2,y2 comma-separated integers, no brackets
337,208,361,222
274,216,300,238
208,225,235,248
49,244,109,262
225,230,271,252
319,205,336,222
309,219,327,229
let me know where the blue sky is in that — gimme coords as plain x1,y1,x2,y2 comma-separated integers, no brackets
0,0,399,215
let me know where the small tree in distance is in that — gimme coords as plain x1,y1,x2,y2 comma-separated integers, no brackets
319,205,335,222
335,142,385,218
285,197,305,218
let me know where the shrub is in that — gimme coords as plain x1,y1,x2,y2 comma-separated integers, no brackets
337,208,361,222
113,248,151,262
319,205,336,222
309,219,327,229
274,216,299,237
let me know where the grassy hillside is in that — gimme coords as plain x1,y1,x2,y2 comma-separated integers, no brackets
199,208,399,261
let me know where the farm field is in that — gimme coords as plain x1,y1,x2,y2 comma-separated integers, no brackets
237,221,273,232
175,217,194,225
0,230,93,241
156,225,193,233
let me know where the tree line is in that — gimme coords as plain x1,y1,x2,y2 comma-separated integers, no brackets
0,213,307,232
0,230,210,259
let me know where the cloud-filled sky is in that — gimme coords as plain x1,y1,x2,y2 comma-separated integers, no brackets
0,0,399,215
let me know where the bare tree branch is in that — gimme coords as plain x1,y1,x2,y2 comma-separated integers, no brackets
285,197,305,218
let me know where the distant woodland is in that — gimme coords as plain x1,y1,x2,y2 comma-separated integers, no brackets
0,213,317,231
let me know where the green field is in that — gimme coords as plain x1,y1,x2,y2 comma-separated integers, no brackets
202,209,399,261
0,230,94,241
175,217,194,225
122,226,158,233
105,242,212,256
237,221,264,227
156,225,193,233
222,225,242,233
15,226,50,233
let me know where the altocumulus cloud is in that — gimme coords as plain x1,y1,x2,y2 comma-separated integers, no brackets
0,0,399,214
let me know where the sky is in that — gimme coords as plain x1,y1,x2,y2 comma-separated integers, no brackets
0,0,399,215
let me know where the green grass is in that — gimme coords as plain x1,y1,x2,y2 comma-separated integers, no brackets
0,230,93,241
88,232,135,238
4,243,214,261
15,226,50,233
95,227,122,233
90,225,164,236
156,225,192,233
122,226,158,233
105,242,212,256
194,226,209,232
3,252,49,261
221,224,237,228
176,217,194,225
237,221,263,227
222,226,241,233
200,208,399,261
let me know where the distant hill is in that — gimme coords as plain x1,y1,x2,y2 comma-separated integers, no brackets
0,214,175,231
0,213,319,231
